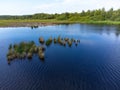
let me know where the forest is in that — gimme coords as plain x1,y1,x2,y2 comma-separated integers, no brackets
0,8,120,22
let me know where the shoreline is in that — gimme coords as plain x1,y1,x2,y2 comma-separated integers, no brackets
0,20,120,27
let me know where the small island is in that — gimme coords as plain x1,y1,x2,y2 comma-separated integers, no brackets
6,36,80,64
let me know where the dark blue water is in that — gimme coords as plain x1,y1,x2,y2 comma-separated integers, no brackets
0,24,120,90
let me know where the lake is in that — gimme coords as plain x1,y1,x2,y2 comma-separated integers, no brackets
0,24,120,90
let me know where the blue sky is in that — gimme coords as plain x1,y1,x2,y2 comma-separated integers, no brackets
0,0,120,15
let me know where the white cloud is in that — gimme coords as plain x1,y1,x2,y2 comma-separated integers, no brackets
0,1,35,15
35,0,120,13
0,0,120,15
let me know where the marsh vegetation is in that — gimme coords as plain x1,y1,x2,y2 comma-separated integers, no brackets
7,36,80,64
1,8,120,27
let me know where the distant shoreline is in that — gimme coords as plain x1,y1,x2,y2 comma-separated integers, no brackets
0,20,120,27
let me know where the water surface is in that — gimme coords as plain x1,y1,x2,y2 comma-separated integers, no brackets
0,24,120,90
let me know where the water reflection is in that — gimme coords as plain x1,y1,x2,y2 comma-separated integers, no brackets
0,24,120,90
55,24,120,39
31,25,39,29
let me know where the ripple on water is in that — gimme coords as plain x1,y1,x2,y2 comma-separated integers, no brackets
96,63,120,90
0,24,120,90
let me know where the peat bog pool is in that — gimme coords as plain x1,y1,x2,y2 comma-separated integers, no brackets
0,24,120,90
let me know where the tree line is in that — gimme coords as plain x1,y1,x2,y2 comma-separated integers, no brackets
0,8,120,21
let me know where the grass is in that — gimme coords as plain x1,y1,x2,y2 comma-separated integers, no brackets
45,39,52,46
6,36,80,63
0,19,120,27
13,41,35,54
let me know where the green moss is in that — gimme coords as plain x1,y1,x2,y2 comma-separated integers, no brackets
7,36,81,63
46,39,52,46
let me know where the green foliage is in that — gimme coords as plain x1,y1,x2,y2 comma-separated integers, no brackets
56,13,70,20
1,8,120,25
13,41,35,54
45,39,52,46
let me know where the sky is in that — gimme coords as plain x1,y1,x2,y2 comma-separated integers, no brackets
0,0,120,15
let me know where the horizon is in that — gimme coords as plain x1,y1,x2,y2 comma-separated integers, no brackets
0,0,120,15
0,8,119,16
